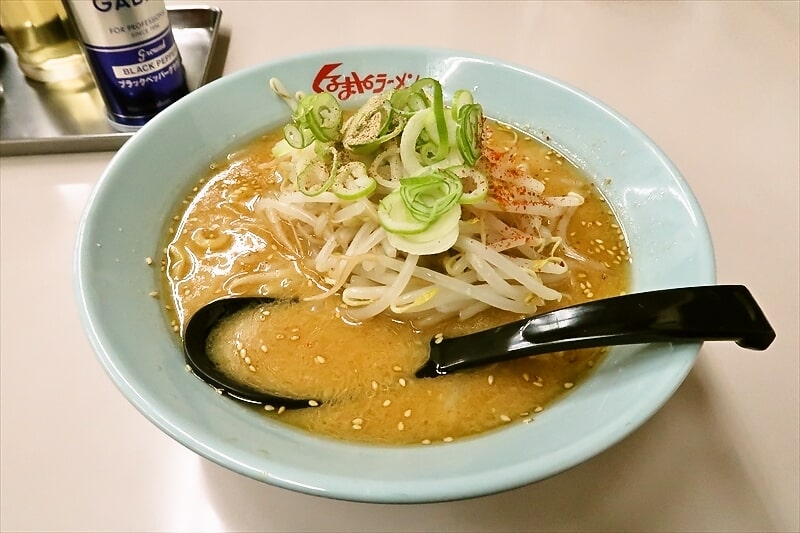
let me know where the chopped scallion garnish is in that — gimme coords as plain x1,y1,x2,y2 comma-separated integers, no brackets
270,76,486,254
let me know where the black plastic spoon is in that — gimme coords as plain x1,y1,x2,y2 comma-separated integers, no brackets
183,285,775,408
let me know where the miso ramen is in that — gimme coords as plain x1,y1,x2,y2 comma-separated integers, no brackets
160,79,630,445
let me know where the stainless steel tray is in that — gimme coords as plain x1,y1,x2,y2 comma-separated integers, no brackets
0,6,223,157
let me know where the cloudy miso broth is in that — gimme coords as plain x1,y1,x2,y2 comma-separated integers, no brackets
163,120,629,445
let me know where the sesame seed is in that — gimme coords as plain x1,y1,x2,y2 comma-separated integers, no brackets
260,345,268,353
264,405,275,411
523,373,530,382
533,406,543,413
352,418,363,425
533,381,543,388
184,364,191,372
239,348,247,357
290,335,300,341
315,355,326,364
421,439,431,445
488,375,495,385
244,356,251,364
371,380,379,391
564,382,574,389
398,378,407,387
443,437,454,443
392,365,402,372
500,414,511,422
149,291,158,297
275,334,284,339
145,257,153,265
248,365,256,372
382,400,392,407
522,418,533,424
277,406,286,414
404,409,412,418
352,424,362,430
308,400,319,407
397,422,405,431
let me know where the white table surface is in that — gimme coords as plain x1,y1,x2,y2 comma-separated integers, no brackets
1,1,798,531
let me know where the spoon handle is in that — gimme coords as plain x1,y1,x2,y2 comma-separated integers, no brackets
417,285,775,377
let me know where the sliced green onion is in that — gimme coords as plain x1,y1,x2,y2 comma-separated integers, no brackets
386,203,461,255
283,123,313,149
389,88,413,116
342,91,405,154
377,190,431,235
331,162,376,200
451,89,474,120
456,103,483,166
297,146,339,196
305,92,343,142
407,93,429,112
399,171,463,223
417,141,441,166
408,78,449,164
447,166,489,204
369,145,404,190
290,92,343,144
398,108,430,176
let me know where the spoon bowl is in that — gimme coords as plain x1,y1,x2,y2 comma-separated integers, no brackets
183,285,775,408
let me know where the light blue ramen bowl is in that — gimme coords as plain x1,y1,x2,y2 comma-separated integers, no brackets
75,46,714,503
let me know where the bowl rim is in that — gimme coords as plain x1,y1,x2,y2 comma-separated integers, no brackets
74,44,716,503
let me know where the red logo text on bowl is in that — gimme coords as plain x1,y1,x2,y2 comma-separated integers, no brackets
312,62,421,100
